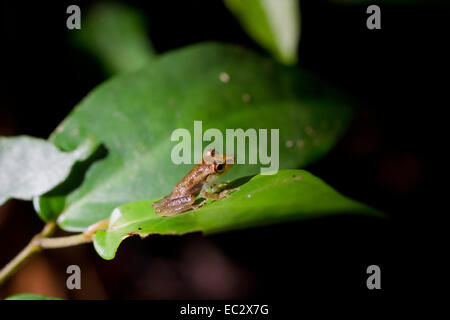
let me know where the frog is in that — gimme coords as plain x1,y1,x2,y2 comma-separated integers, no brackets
152,149,238,216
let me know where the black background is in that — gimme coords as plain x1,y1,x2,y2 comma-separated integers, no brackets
1,0,445,303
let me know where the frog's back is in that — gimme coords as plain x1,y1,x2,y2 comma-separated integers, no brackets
171,164,211,197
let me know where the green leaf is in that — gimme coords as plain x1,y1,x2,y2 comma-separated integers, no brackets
0,136,99,207
94,169,382,260
330,0,428,4
4,293,63,300
73,2,155,75
43,42,353,232
225,0,300,65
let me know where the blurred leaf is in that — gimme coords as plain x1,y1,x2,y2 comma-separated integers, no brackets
0,136,99,207
94,169,382,260
5,293,63,300
42,42,353,232
330,0,432,3
225,0,300,65
74,2,155,75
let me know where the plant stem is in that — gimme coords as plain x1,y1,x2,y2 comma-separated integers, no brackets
39,233,91,249
0,219,109,286
0,222,56,286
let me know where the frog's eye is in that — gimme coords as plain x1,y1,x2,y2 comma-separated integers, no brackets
215,163,225,172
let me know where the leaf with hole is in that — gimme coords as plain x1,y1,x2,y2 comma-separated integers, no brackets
93,170,382,260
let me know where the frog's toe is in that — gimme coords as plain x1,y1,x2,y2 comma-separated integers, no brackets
219,189,234,198
152,201,163,209
192,199,207,210
152,196,169,208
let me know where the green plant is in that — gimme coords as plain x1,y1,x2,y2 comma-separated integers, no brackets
0,1,383,298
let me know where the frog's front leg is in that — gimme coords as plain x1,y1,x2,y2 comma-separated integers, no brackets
215,180,231,190
153,195,196,216
199,185,239,200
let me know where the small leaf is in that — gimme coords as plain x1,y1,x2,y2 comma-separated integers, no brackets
73,2,155,75
5,293,63,300
0,136,99,207
225,0,301,65
93,169,382,260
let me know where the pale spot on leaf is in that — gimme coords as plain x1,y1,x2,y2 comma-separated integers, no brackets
219,72,230,83
285,140,293,148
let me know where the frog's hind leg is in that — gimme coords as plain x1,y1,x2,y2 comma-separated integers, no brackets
154,195,196,216
152,195,171,209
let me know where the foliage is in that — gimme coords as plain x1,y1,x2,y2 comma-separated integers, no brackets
94,169,381,260
73,2,155,75
0,136,98,207
225,0,300,65
35,43,353,232
5,293,63,300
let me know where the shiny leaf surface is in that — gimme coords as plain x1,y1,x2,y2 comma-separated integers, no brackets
41,43,353,231
94,170,381,259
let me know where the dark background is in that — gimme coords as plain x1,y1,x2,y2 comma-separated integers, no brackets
0,0,444,301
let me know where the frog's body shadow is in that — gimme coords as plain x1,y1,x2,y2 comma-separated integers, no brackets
226,175,255,189
193,174,255,206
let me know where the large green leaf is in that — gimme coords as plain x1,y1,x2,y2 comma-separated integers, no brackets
4,293,63,300
94,169,381,260
225,0,301,65
0,136,98,207
40,43,353,232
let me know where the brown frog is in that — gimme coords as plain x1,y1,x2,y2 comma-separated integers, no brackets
152,149,238,216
